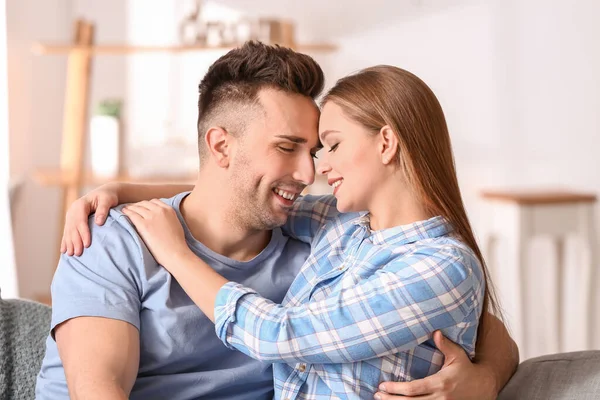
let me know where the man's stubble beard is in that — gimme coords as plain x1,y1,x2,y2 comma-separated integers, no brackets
228,154,287,232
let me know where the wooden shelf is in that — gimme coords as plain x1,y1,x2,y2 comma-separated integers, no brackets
34,168,197,187
32,42,337,55
481,189,597,205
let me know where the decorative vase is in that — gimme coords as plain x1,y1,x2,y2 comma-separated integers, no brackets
90,114,120,178
90,98,122,178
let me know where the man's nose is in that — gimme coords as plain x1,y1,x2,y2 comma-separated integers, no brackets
292,153,316,186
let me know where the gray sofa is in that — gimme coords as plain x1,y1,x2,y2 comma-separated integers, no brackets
0,295,51,400
499,350,600,399
1,295,599,399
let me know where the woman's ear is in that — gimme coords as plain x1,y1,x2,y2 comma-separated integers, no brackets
205,127,232,168
378,125,399,165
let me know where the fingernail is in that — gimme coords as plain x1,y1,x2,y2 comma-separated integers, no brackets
438,331,445,343
374,394,381,400
379,384,386,392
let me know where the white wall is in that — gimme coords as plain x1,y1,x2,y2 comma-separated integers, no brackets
7,0,127,299
7,0,70,299
213,0,600,358
0,0,18,298
71,0,128,171
7,0,600,357
124,0,600,358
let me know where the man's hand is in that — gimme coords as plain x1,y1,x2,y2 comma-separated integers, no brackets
60,183,119,256
375,331,497,400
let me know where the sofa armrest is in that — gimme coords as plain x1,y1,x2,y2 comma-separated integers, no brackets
498,351,600,400
0,297,52,399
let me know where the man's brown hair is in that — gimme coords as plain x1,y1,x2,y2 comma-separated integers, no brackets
196,41,325,161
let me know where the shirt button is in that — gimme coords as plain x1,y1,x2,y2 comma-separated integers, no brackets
298,364,306,372
338,265,344,271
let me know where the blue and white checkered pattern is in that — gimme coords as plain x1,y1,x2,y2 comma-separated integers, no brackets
215,195,485,400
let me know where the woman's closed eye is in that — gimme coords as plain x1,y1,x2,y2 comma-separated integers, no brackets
328,143,339,152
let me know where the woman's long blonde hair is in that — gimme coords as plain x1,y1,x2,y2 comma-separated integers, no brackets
322,65,500,321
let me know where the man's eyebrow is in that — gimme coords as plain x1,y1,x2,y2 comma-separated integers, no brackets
275,134,321,150
274,134,307,144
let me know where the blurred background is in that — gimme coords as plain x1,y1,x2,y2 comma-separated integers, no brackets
1,0,598,361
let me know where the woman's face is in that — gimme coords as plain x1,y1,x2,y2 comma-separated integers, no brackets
317,101,384,213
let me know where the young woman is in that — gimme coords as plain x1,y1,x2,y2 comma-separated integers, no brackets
61,66,498,399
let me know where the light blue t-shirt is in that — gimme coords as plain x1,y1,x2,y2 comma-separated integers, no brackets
36,192,310,400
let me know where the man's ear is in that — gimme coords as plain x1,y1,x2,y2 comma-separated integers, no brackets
205,127,232,168
378,125,399,165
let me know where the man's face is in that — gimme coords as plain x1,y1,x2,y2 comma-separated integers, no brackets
228,88,320,230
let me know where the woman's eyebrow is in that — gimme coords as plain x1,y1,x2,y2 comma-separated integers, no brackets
319,130,340,141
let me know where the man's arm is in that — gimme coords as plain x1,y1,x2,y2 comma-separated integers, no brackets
40,213,147,399
55,317,139,400
475,312,520,394
376,312,519,400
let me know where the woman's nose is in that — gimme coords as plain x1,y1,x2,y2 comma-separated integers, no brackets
317,159,331,175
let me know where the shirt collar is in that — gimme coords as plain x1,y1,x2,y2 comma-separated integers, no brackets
353,214,453,246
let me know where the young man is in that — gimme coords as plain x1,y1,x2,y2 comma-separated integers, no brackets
37,42,517,399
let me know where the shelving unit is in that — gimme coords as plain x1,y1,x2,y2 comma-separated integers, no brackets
32,42,337,55
32,18,336,303
33,168,198,187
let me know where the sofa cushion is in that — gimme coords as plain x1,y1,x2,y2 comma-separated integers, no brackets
0,294,51,400
499,351,600,400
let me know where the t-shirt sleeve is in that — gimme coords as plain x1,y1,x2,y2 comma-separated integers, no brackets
50,215,146,335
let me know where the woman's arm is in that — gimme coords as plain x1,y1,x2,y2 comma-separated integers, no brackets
112,182,194,204
63,183,342,255
212,251,481,364
123,201,483,365
62,183,336,255
189,251,479,364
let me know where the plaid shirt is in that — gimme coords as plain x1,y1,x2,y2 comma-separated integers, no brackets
215,195,484,400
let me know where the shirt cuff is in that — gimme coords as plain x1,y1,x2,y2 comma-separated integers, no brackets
214,281,257,348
